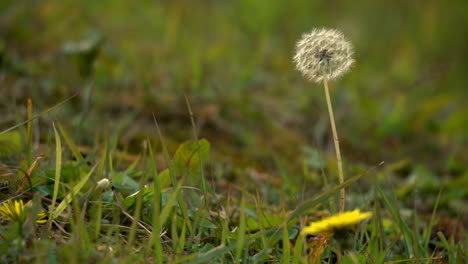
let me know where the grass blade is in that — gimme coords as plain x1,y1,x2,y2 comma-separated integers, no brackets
235,196,246,264
56,122,87,166
172,244,236,264
52,165,97,219
152,113,192,232
48,122,62,232
0,93,78,136
281,208,291,264
288,162,383,222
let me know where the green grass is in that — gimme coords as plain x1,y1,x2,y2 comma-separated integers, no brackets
0,0,467,263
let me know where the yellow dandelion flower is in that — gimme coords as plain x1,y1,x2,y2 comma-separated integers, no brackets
0,199,24,222
0,199,47,224
301,209,372,237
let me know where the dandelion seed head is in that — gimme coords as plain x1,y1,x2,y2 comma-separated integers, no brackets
294,28,354,83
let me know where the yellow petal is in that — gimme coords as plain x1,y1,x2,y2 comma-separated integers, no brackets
301,209,372,236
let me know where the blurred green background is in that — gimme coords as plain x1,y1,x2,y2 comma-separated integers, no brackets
1,0,467,211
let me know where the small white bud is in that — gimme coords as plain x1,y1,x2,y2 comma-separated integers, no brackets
96,178,110,189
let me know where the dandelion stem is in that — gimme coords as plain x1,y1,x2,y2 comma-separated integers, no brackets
321,69,345,212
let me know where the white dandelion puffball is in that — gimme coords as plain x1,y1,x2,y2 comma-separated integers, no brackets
294,28,354,83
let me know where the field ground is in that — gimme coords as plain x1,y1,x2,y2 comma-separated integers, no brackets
0,0,467,263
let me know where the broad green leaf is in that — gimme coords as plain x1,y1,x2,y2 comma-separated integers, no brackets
173,139,210,177
123,185,154,210
157,169,172,189
341,254,366,264
171,244,236,264
251,249,272,263
112,172,140,195
246,214,283,231
303,146,326,169
0,130,22,155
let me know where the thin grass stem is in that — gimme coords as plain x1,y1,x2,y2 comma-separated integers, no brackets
321,69,345,212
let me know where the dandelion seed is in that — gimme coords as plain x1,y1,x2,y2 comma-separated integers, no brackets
301,209,372,237
294,28,354,83
0,199,47,224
